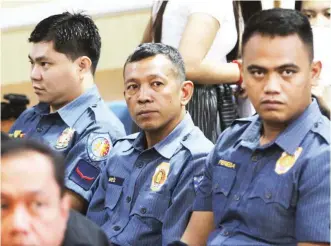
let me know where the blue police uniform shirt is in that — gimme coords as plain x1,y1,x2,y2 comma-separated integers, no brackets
9,85,125,202
86,113,214,246
193,100,330,245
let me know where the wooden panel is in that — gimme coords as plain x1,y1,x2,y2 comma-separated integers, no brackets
0,68,125,107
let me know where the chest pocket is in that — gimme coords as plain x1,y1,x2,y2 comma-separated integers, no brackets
130,191,171,223
105,183,123,210
248,174,294,209
212,165,237,221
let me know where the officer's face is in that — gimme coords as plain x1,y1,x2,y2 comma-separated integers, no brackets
1,151,70,246
124,55,192,132
301,0,330,27
242,34,320,124
29,41,82,107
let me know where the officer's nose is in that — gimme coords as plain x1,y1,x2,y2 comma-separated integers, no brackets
264,73,281,95
137,84,153,104
10,205,31,234
30,65,42,82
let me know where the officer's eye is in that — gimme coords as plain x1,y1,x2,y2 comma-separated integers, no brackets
281,69,296,77
250,70,265,78
126,84,138,91
1,202,9,210
40,62,50,67
151,81,163,87
30,200,45,211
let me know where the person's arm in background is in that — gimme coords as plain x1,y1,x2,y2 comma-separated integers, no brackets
312,84,330,119
178,12,240,85
141,16,153,43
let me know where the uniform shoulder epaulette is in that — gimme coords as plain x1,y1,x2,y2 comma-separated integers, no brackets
181,129,214,156
310,117,330,144
231,114,257,126
114,132,139,145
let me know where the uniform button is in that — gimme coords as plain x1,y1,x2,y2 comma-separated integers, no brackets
251,155,258,162
92,104,97,107
136,162,143,168
233,194,240,201
265,192,272,199
126,196,132,203
140,207,147,214
182,135,189,141
314,122,319,128
36,127,43,132
113,225,121,231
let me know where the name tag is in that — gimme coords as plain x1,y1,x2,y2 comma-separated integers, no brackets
218,160,236,169
108,176,124,186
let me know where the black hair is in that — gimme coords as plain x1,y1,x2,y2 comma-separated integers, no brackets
242,8,314,61
29,12,101,75
295,1,303,11
1,139,66,196
124,43,186,82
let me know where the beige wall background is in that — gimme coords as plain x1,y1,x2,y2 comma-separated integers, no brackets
1,1,151,106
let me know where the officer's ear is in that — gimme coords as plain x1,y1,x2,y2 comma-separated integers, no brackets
180,80,194,106
76,56,92,77
311,60,322,86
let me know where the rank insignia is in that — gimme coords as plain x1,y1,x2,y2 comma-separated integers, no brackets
151,162,170,191
55,128,75,149
9,130,25,138
87,133,112,161
275,147,303,175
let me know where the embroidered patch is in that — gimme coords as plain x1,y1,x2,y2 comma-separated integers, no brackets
9,130,25,138
275,147,303,175
87,133,112,161
193,175,204,193
151,162,170,191
218,160,236,169
108,176,125,186
55,128,75,149
69,159,100,191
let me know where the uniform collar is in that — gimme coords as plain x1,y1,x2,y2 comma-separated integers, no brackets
275,99,321,154
238,100,322,155
130,112,195,159
34,85,100,128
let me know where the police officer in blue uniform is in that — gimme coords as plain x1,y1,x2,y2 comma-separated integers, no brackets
86,43,214,245
180,9,330,246
9,12,125,213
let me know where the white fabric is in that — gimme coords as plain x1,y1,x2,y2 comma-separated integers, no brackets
152,0,237,63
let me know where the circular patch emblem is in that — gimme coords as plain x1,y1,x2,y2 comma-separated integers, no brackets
91,137,110,159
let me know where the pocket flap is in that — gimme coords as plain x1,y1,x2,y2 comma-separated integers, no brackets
212,166,236,197
130,192,170,222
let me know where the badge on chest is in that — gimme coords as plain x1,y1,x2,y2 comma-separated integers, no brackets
275,147,303,175
55,127,75,149
151,162,170,191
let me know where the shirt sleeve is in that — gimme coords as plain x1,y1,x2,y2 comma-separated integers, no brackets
295,145,330,243
161,151,209,246
64,130,114,202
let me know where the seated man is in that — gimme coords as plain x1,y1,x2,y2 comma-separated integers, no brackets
181,8,330,246
86,43,214,245
1,138,110,246
8,12,125,212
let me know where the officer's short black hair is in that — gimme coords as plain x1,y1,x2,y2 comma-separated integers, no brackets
1,139,66,196
124,43,186,82
29,12,101,75
242,8,314,62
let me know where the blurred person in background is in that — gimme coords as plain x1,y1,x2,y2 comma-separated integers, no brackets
8,12,126,213
296,0,331,118
1,138,110,246
139,0,261,143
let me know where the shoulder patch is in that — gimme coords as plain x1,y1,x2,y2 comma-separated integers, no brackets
69,159,100,191
87,132,112,161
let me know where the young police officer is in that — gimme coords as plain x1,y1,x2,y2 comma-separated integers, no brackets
9,12,125,213
181,8,330,246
